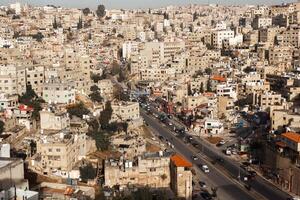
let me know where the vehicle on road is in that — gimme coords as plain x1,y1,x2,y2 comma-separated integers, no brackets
199,181,207,188
192,155,198,161
200,191,213,200
201,165,210,173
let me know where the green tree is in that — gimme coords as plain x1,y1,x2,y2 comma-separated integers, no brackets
53,16,58,29
206,79,212,92
200,82,204,93
90,73,106,83
19,84,44,119
96,5,106,18
0,120,4,135
67,102,90,118
82,8,90,16
79,163,97,182
205,67,212,75
89,85,103,103
77,17,83,29
99,101,113,129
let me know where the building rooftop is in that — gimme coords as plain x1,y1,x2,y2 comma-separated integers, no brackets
282,132,300,143
170,154,192,168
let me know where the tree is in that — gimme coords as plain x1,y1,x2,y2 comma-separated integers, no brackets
99,101,113,129
32,32,44,42
91,73,105,83
89,85,103,103
67,102,90,118
200,82,204,93
206,79,212,92
79,163,97,182
205,67,212,75
0,121,4,135
96,5,106,18
77,17,83,29
53,16,58,29
82,8,90,16
19,84,44,119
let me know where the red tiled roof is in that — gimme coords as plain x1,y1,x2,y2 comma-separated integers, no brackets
171,154,192,168
211,75,226,82
19,104,33,112
282,132,300,143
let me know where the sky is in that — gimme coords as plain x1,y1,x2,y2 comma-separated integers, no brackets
0,0,295,9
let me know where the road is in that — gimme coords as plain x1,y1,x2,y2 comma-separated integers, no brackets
142,107,292,200
142,110,257,200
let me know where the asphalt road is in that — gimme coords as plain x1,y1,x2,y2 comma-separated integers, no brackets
142,110,257,200
142,102,292,200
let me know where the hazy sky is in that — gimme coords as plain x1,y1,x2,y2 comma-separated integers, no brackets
0,0,295,9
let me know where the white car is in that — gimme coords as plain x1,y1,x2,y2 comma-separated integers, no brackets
201,165,210,173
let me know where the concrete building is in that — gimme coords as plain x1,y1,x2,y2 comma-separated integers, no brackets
254,92,283,111
0,93,18,111
40,108,70,131
35,131,96,175
212,30,235,48
252,16,272,29
26,66,45,96
104,152,171,189
0,65,26,95
42,78,76,104
111,101,140,122
170,154,193,200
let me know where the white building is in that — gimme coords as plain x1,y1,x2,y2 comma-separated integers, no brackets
216,83,238,101
42,78,75,104
212,30,235,48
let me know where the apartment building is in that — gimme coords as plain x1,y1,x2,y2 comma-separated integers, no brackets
212,30,235,48
268,46,293,65
40,108,70,131
42,78,76,104
0,65,26,95
140,66,176,82
252,17,272,29
216,83,238,101
253,92,283,111
259,27,281,44
0,92,18,110
35,131,95,175
277,28,300,47
170,154,193,200
183,95,209,111
26,66,45,96
111,101,140,122
271,109,300,131
217,96,235,119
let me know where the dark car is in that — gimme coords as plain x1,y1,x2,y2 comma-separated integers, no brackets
200,192,213,200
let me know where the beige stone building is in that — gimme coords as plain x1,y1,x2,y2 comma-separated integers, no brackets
253,92,283,111
26,66,45,96
170,154,193,200
111,101,140,122
35,131,96,174
271,109,300,131
0,65,26,95
104,152,171,189
42,78,76,104
40,108,70,131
